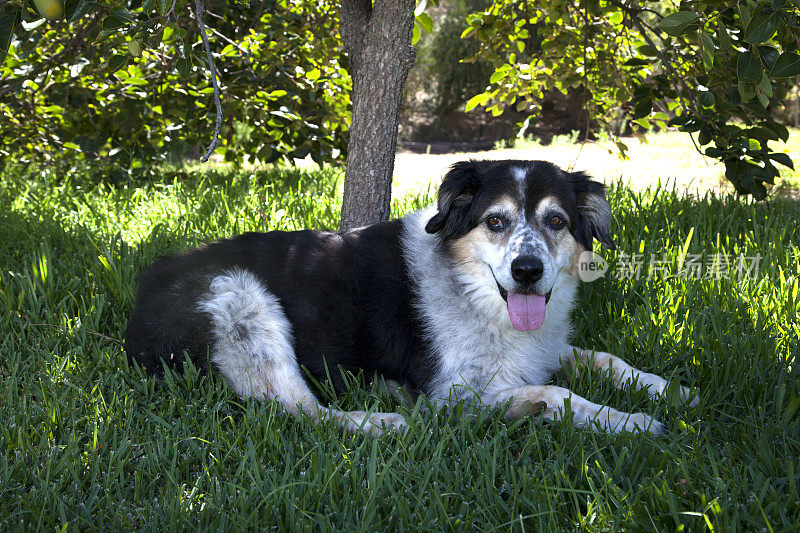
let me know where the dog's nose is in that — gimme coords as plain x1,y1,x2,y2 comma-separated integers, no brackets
511,256,544,285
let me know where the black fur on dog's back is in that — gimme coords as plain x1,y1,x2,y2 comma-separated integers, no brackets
124,220,434,392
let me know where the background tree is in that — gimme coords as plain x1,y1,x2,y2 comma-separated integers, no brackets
0,0,433,230
0,0,349,180
2,0,799,222
339,0,417,230
464,0,800,199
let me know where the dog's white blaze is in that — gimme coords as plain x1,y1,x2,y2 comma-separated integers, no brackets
512,166,528,195
512,166,528,224
403,210,578,403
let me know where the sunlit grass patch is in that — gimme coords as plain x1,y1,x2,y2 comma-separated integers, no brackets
0,163,798,530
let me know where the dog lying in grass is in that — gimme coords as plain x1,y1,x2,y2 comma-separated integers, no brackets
125,159,698,435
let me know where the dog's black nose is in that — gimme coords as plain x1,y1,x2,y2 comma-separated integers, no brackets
511,256,544,285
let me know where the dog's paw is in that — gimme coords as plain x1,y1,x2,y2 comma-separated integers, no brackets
601,411,665,435
366,412,408,436
640,374,699,407
624,412,666,434
679,385,700,407
339,411,407,436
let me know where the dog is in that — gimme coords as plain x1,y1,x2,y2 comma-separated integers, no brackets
124,160,697,435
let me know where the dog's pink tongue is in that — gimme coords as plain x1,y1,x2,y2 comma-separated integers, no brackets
507,292,546,331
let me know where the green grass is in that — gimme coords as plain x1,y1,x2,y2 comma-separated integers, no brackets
1,163,799,531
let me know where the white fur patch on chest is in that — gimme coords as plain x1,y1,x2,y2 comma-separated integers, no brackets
402,210,577,403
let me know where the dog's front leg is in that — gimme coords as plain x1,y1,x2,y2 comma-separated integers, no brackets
493,385,665,434
562,347,699,406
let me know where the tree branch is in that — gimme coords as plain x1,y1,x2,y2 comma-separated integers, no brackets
191,0,222,163
165,0,180,21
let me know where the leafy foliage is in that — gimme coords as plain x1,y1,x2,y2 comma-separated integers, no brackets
407,0,494,116
0,0,350,180
465,0,800,198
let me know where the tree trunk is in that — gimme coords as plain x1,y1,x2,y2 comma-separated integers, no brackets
339,0,416,231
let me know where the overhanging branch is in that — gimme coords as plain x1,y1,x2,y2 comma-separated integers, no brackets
191,0,222,163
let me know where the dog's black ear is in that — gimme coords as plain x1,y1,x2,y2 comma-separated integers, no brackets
425,161,480,239
570,171,615,250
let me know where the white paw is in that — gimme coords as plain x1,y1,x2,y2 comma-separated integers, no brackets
679,386,700,407
365,412,407,436
341,411,407,436
641,373,699,407
621,412,666,434
598,411,665,434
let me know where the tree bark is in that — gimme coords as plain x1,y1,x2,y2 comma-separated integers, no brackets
339,0,416,231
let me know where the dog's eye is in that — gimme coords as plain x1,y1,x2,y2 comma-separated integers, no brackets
547,214,566,229
486,215,505,232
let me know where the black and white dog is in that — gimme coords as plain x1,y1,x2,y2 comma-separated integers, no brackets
125,160,697,435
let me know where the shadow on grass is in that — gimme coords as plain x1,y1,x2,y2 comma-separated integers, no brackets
2,167,800,529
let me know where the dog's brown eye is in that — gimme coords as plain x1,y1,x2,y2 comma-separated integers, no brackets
486,215,505,232
548,215,566,228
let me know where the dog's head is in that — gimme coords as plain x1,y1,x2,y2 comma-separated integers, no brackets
425,160,614,331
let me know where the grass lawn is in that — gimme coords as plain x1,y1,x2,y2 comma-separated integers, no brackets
390,129,800,199
1,163,799,530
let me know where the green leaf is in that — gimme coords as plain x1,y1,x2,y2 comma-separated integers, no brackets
768,152,794,169
123,76,148,86
763,121,790,141
637,44,658,57
489,69,507,83
64,0,86,20
411,22,420,45
668,114,690,127
68,0,91,22
737,51,762,83
738,3,753,29
305,68,320,82
0,11,16,65
110,7,135,24
758,45,779,72
107,54,128,72
102,13,128,32
756,72,773,107
748,126,779,142
659,11,701,37
633,98,652,119
771,51,800,77
743,8,780,44
700,33,715,69
416,12,433,34
465,93,489,112
623,58,651,67
738,79,757,101
717,23,732,51
176,57,191,78
698,90,715,108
